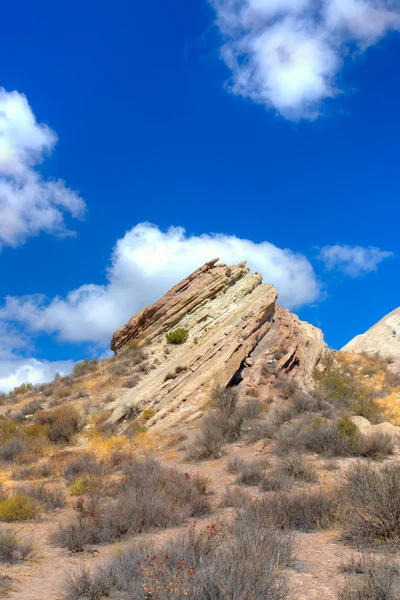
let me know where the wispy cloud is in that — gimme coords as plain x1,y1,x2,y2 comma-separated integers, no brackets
210,0,400,119
318,244,394,276
0,88,86,249
0,222,322,350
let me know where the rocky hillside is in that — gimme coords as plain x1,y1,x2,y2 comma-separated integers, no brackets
342,306,400,366
107,259,327,430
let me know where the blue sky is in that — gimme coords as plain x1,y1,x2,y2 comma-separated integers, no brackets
0,0,399,390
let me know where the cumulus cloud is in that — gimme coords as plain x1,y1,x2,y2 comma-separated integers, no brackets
0,222,322,347
0,358,74,393
0,88,86,248
318,244,394,276
0,322,74,392
210,0,400,119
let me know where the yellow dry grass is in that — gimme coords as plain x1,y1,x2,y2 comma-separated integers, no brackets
89,432,128,456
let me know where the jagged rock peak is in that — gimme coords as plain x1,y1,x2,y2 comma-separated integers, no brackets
107,260,327,430
342,307,400,365
111,258,253,352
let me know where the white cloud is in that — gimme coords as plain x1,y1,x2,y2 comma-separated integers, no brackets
0,222,322,347
0,88,86,248
210,0,400,119
318,244,394,276
0,358,74,393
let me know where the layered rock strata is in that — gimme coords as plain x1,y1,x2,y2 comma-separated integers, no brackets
108,259,327,430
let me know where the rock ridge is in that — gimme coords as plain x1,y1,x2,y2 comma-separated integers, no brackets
342,307,400,367
107,260,327,430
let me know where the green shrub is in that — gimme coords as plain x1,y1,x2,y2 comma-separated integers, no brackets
141,408,155,421
69,476,98,497
0,494,41,522
165,328,189,345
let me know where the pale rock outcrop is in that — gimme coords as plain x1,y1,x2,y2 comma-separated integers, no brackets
343,307,400,366
107,260,327,430
350,415,400,446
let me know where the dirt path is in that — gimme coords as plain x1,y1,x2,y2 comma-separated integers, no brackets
2,515,105,600
289,531,353,600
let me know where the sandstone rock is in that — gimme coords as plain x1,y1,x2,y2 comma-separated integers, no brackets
342,307,400,366
350,415,400,442
107,260,327,430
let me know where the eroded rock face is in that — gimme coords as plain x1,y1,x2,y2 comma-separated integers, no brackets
342,307,400,367
107,260,327,430
239,305,327,401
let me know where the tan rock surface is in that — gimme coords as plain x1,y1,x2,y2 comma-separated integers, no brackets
107,260,327,430
342,307,400,365
350,415,400,443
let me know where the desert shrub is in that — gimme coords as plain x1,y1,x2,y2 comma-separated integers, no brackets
35,405,81,443
0,494,41,522
316,369,359,406
292,391,317,414
141,408,155,421
274,377,297,398
188,388,244,460
0,439,28,463
187,411,242,460
165,328,189,345
13,383,33,395
164,371,177,381
240,398,264,420
235,460,267,487
385,369,400,388
14,400,42,421
69,476,99,497
0,527,34,563
54,519,92,553
342,462,400,545
63,452,103,481
296,416,393,459
16,483,65,509
73,358,98,377
120,375,140,389
55,457,210,550
211,386,238,415
110,363,129,377
226,455,244,474
350,397,382,424
274,422,304,455
339,556,400,600
13,460,52,480
272,405,297,426
247,419,278,442
63,516,293,600
278,454,318,482
261,470,293,492
261,488,338,531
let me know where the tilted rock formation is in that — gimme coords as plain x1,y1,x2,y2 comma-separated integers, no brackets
107,259,327,430
342,307,400,366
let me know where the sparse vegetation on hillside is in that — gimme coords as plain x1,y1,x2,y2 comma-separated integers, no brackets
54,456,210,551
